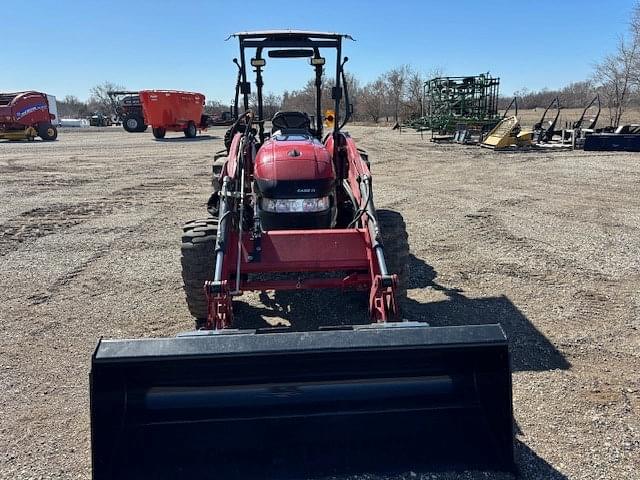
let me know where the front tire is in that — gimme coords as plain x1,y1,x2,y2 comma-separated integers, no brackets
377,209,410,303
181,217,218,328
184,121,197,138
152,127,166,139
38,123,58,141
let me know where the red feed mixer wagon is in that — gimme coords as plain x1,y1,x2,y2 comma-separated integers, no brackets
0,91,58,141
139,90,207,139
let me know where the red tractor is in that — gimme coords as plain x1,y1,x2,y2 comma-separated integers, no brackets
90,31,514,480
0,91,58,141
107,90,148,132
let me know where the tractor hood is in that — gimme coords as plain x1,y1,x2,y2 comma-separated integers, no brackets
255,134,334,181
254,134,335,198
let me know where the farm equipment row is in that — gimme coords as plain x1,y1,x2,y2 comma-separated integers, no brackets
402,75,640,152
481,95,640,151
90,30,515,479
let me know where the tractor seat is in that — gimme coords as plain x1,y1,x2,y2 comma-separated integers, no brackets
271,111,312,135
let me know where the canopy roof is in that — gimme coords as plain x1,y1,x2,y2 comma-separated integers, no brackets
229,30,354,41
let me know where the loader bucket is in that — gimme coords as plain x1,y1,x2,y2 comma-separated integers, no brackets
90,323,514,479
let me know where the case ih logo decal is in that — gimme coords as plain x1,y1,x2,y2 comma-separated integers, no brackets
15,103,46,119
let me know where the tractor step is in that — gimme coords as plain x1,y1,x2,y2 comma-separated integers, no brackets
90,323,514,479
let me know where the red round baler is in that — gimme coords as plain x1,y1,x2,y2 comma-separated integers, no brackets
139,90,205,139
0,91,58,141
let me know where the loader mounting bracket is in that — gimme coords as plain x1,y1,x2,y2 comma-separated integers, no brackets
370,273,398,322
205,280,233,329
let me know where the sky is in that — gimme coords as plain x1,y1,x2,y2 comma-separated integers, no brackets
2,0,636,102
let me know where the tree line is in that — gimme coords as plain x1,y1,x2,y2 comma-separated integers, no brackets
59,2,640,128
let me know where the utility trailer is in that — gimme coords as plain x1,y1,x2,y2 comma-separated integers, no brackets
0,91,58,141
139,90,206,139
90,31,515,479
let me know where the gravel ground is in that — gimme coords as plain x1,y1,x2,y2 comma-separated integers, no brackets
0,126,638,479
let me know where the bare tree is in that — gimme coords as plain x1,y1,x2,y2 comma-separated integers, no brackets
281,77,320,114
384,66,408,123
591,1,640,126
404,68,423,119
278,71,359,122
262,93,283,119
506,81,599,110
562,81,597,107
595,38,638,127
204,99,229,115
58,95,89,118
89,81,126,115
426,66,445,81
359,78,386,123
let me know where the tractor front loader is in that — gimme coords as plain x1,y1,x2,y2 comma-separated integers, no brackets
90,31,514,479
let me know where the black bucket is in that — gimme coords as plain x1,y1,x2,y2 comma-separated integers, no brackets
90,323,513,479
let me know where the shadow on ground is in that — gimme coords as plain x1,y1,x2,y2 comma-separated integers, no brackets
235,253,569,373
154,135,217,142
402,254,570,372
234,286,370,331
231,252,569,479
513,439,568,479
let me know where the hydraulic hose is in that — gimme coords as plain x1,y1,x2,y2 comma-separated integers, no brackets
214,177,232,282
342,179,358,212
357,176,389,277
348,176,373,228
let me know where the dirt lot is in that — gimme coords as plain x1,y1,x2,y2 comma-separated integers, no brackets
1,126,639,480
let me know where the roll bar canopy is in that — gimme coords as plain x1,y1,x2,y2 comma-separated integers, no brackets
228,30,354,142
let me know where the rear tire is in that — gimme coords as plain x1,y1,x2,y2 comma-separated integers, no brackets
224,124,244,152
181,217,218,328
38,123,58,141
152,127,166,139
184,121,197,138
376,209,410,303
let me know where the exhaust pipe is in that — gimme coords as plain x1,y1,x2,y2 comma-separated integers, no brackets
90,323,514,479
